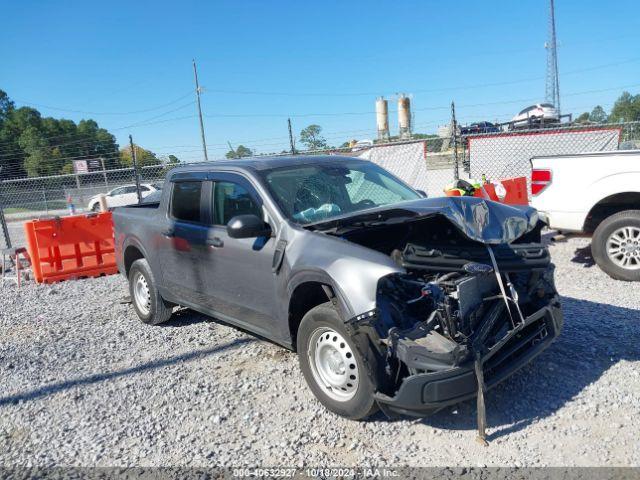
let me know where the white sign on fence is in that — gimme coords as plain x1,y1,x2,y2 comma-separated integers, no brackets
73,160,88,174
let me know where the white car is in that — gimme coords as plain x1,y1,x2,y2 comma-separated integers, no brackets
511,103,559,128
351,139,374,151
530,150,640,281
87,183,160,211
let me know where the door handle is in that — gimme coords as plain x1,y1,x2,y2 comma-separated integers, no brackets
206,237,224,248
162,228,175,238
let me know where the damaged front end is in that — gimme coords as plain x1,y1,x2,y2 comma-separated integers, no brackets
336,199,563,437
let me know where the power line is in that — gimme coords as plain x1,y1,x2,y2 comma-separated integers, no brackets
201,57,640,97
12,91,193,116
114,101,195,129
197,82,640,119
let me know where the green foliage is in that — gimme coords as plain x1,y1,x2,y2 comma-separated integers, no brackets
411,133,439,139
589,105,608,123
299,124,327,151
225,144,253,159
0,89,15,126
608,92,640,123
575,112,590,123
575,106,607,124
0,89,120,178
120,144,160,167
167,154,180,164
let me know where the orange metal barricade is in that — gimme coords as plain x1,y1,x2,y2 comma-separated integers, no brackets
24,212,117,283
499,176,529,205
444,177,529,205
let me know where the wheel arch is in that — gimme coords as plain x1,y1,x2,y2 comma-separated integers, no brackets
122,238,148,277
287,272,354,351
583,191,640,233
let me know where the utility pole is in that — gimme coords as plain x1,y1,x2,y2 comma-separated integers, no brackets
451,101,459,181
287,118,296,155
100,157,108,186
193,59,209,162
129,135,142,203
0,167,11,249
227,141,237,159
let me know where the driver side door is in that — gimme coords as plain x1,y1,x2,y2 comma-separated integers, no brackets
198,173,279,336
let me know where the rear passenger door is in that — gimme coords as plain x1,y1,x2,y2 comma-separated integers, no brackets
158,178,211,304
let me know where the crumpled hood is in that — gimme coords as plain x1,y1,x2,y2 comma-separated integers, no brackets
311,196,541,244
416,196,540,244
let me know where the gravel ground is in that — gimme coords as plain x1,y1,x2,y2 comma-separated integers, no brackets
0,236,638,468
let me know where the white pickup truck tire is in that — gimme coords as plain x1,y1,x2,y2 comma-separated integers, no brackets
591,210,640,282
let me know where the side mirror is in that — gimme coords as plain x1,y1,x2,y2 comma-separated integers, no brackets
416,189,427,198
227,214,272,239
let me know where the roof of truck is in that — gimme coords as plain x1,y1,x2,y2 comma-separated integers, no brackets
169,155,365,173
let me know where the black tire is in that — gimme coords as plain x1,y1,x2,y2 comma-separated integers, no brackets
91,203,101,212
297,301,378,420
128,258,173,325
591,210,640,281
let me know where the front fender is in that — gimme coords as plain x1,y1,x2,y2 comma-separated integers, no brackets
284,228,404,320
287,268,355,321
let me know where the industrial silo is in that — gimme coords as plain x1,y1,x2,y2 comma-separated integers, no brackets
375,97,390,142
398,94,412,139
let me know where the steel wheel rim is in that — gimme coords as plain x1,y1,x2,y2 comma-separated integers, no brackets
133,271,151,315
607,226,640,270
308,327,359,402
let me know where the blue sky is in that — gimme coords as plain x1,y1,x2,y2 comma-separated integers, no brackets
1,0,639,160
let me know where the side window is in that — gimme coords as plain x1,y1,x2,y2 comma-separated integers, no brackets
110,187,125,196
140,185,150,192
170,181,203,223
213,181,261,226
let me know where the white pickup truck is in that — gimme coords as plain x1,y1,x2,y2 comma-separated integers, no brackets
530,150,640,281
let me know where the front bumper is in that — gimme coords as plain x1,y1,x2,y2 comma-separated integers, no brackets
374,302,563,416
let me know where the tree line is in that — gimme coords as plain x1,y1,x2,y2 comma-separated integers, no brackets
4,87,638,178
224,124,332,159
575,91,640,124
0,89,173,179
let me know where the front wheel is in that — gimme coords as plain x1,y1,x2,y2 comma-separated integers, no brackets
592,210,640,281
297,302,378,419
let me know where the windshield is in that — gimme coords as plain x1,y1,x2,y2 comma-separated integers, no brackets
261,161,421,224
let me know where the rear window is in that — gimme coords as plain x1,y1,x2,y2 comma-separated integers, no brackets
170,181,203,223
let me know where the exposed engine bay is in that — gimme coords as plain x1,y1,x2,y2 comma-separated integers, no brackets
316,203,563,442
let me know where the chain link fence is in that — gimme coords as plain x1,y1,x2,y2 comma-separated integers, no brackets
460,121,639,187
1,121,639,250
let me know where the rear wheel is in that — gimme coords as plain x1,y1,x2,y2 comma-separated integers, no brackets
297,302,378,419
128,258,173,324
592,210,640,281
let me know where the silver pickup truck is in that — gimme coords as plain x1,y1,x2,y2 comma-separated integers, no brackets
113,155,562,436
